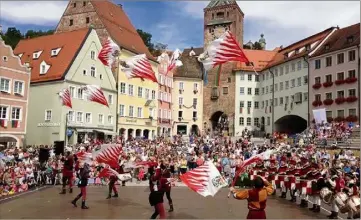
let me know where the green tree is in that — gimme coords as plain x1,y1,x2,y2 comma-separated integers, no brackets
25,29,54,39
1,27,23,49
137,29,167,57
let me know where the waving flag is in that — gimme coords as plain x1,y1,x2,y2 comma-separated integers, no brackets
92,144,123,168
98,166,132,181
82,85,109,107
75,151,92,165
180,161,227,197
198,31,249,71
158,49,182,75
122,54,158,83
98,37,120,67
58,88,72,108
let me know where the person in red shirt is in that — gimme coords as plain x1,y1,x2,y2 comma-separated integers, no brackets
149,163,166,219
328,169,345,219
160,159,174,212
230,176,274,219
59,151,74,194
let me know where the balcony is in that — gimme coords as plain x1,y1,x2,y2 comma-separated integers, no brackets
312,83,321,89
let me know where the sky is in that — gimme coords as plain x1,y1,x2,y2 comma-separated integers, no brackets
0,0,360,51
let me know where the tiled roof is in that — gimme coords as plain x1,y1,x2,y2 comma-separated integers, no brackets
310,23,360,57
174,47,203,79
234,49,278,71
206,0,237,9
14,29,90,83
264,27,336,69
91,0,156,62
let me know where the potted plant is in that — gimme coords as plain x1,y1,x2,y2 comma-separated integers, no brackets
345,115,358,122
323,99,334,105
335,79,345,85
345,77,357,84
346,96,357,103
312,83,322,89
322,81,333,88
327,117,333,123
334,116,345,122
312,100,322,107
335,97,346,105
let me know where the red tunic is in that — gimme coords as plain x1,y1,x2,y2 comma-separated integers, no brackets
62,156,74,177
160,169,171,192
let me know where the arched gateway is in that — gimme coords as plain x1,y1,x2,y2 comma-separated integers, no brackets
209,111,230,136
275,115,307,134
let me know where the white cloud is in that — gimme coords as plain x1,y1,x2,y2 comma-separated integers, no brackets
152,23,192,50
0,1,67,25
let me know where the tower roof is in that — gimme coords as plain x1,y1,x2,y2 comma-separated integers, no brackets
206,0,237,8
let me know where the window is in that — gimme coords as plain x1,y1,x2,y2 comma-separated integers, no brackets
128,106,134,117
326,111,332,118
76,112,84,123
348,89,356,96
223,87,228,94
348,50,356,61
83,1,86,6
337,90,344,98
315,94,321,102
178,111,183,118
280,67,284,75
285,65,289,74
240,74,244,80
239,117,244,126
108,94,113,105
179,82,184,90
45,110,52,121
326,74,332,83
193,98,197,107
128,85,134,96
98,114,104,123
86,17,90,24
247,101,252,108
255,88,259,95
69,19,73,26
0,106,8,119
280,97,284,105
69,86,75,98
90,51,95,60
262,87,264,94
68,111,75,122
280,82,283,90
137,107,142,118
254,101,259,109
14,81,24,95
266,73,269,80
99,74,103,80
304,92,308,101
303,76,308,85
347,36,354,43
297,61,302,70
315,77,321,84
82,69,87,76
119,104,125,116
77,88,83,99
291,63,295,72
145,89,150,99
266,100,269,106
246,117,251,126
326,92,332,99
349,109,356,116
11,107,21,120
326,56,332,67
193,111,197,118
120,83,126,94
267,117,270,126
248,74,252,81
239,101,244,108
285,81,289,89
193,83,198,91
274,98,278,106
138,87,143,98
247,88,252,95
2,56,8,62
285,96,289,103
227,77,231,83
0,78,10,93
291,79,295,88
261,101,264,108
85,113,91,123
106,115,112,124
151,90,156,100
90,67,96,77
255,75,259,82
297,77,301,86
337,110,344,118
239,87,244,95
337,53,344,64
348,70,356,78
73,2,76,7
266,86,268,94
254,118,259,127
178,97,183,105
270,85,273,92
337,72,344,80
274,84,278,92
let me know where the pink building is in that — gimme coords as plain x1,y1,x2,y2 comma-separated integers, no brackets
0,38,30,147
157,52,173,136
309,23,360,124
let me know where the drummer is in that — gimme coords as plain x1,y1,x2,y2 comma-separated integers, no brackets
328,168,345,219
344,173,360,219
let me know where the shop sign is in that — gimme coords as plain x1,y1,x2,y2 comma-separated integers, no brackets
126,119,137,123
38,122,60,127
98,124,113,129
67,129,73,137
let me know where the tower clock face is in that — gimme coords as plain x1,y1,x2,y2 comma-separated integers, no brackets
211,25,228,40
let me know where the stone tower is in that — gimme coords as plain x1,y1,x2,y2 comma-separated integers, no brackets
202,0,244,136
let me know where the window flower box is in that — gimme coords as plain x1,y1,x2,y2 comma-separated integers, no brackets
335,97,346,105
323,99,333,105
312,83,322,89
323,81,333,88
345,77,357,84
312,100,322,107
346,96,357,103
334,116,345,122
335,79,345,85
345,115,358,122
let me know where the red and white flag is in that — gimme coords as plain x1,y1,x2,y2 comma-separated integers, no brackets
122,54,158,83
180,161,227,197
98,37,120,67
158,49,183,75
58,88,72,108
75,151,92,165
92,144,123,168
98,166,132,181
82,85,109,107
198,31,249,71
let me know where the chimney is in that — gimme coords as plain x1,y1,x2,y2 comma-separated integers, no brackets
118,4,122,8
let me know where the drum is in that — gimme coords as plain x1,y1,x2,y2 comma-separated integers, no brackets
347,195,360,215
320,187,333,204
334,192,349,213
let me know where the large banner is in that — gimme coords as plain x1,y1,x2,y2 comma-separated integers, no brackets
312,108,327,124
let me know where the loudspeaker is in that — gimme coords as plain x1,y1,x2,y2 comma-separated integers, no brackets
39,148,50,163
54,141,65,155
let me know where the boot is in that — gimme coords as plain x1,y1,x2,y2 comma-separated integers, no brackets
279,192,286,198
327,211,334,218
112,193,118,198
81,201,89,209
300,200,308,208
59,189,66,194
290,196,296,202
313,205,320,213
169,204,174,212
309,204,316,211
69,188,73,194
106,194,111,199
328,211,337,219
331,212,338,219
71,195,81,207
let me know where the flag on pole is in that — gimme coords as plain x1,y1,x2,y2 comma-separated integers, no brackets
92,144,123,168
98,166,132,181
180,161,227,197
75,151,93,165
11,120,20,128
122,54,158,83
165,49,182,75
98,37,120,67
58,88,72,108
81,85,109,107
0,119,8,128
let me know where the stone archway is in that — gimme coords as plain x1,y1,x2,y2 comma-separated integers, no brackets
143,129,150,139
136,129,142,137
0,134,19,148
275,115,307,134
119,128,126,136
190,124,200,136
210,111,229,135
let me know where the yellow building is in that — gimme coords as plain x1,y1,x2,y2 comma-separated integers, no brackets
118,50,158,139
172,48,204,136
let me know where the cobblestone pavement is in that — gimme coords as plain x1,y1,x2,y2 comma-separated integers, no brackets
0,186,345,219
